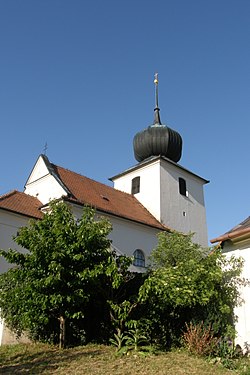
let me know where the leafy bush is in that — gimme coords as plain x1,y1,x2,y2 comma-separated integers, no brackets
138,232,244,349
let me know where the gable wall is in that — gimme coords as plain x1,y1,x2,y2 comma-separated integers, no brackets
24,155,67,204
24,174,67,204
26,157,50,182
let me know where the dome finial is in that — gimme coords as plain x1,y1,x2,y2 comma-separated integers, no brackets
153,73,161,125
133,74,183,163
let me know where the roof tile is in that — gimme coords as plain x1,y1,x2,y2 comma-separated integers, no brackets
0,190,43,219
51,164,167,230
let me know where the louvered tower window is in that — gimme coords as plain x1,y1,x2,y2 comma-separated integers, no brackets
179,177,187,196
131,176,140,195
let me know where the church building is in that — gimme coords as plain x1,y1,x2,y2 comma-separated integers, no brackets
0,76,209,344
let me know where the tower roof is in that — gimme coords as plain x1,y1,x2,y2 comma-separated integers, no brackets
133,74,183,163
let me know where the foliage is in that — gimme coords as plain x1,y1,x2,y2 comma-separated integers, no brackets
183,321,218,356
109,300,137,330
0,201,122,348
183,321,245,370
149,231,204,269
108,299,151,355
109,320,150,355
125,320,149,352
109,328,127,353
0,206,245,355
138,231,244,348
208,325,245,370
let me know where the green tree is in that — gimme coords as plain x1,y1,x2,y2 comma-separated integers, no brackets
0,201,120,348
139,231,243,348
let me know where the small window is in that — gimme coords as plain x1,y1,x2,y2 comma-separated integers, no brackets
133,249,145,267
131,176,140,195
179,177,187,196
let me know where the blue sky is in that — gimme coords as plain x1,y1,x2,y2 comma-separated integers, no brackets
0,0,249,244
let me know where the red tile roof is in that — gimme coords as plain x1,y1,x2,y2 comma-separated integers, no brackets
0,156,168,231
51,164,167,230
0,190,43,219
211,216,250,243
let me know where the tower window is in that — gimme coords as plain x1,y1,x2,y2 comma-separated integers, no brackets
133,249,145,267
179,177,187,196
131,176,140,195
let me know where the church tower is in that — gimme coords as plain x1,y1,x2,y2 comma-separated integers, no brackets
110,74,209,246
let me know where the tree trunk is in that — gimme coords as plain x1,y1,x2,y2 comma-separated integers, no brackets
59,316,66,349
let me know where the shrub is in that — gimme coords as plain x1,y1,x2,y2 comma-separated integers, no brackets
183,322,218,356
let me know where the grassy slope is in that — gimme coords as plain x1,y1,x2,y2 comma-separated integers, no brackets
0,343,240,375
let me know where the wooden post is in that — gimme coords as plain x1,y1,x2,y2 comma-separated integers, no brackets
59,316,66,349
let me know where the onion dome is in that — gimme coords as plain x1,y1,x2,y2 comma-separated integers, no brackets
133,74,182,163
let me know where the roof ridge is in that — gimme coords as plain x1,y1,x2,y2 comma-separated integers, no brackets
0,189,19,200
239,216,250,225
52,163,141,199
0,189,43,204
53,163,115,189
227,216,250,233
0,190,43,219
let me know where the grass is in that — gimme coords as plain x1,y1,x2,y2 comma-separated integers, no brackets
0,343,248,375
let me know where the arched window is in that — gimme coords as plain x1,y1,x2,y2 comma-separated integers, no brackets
179,177,187,196
133,249,145,267
131,176,140,195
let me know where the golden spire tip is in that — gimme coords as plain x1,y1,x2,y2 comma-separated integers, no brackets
154,72,158,85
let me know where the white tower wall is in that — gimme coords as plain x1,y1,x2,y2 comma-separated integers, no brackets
112,159,161,221
112,157,208,247
160,160,208,246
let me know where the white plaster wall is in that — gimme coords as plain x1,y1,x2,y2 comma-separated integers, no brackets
112,159,208,247
107,216,159,263
71,204,160,267
0,315,3,345
160,160,208,247
24,174,67,204
112,161,161,221
26,156,50,183
24,155,67,204
223,240,250,350
0,210,30,274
